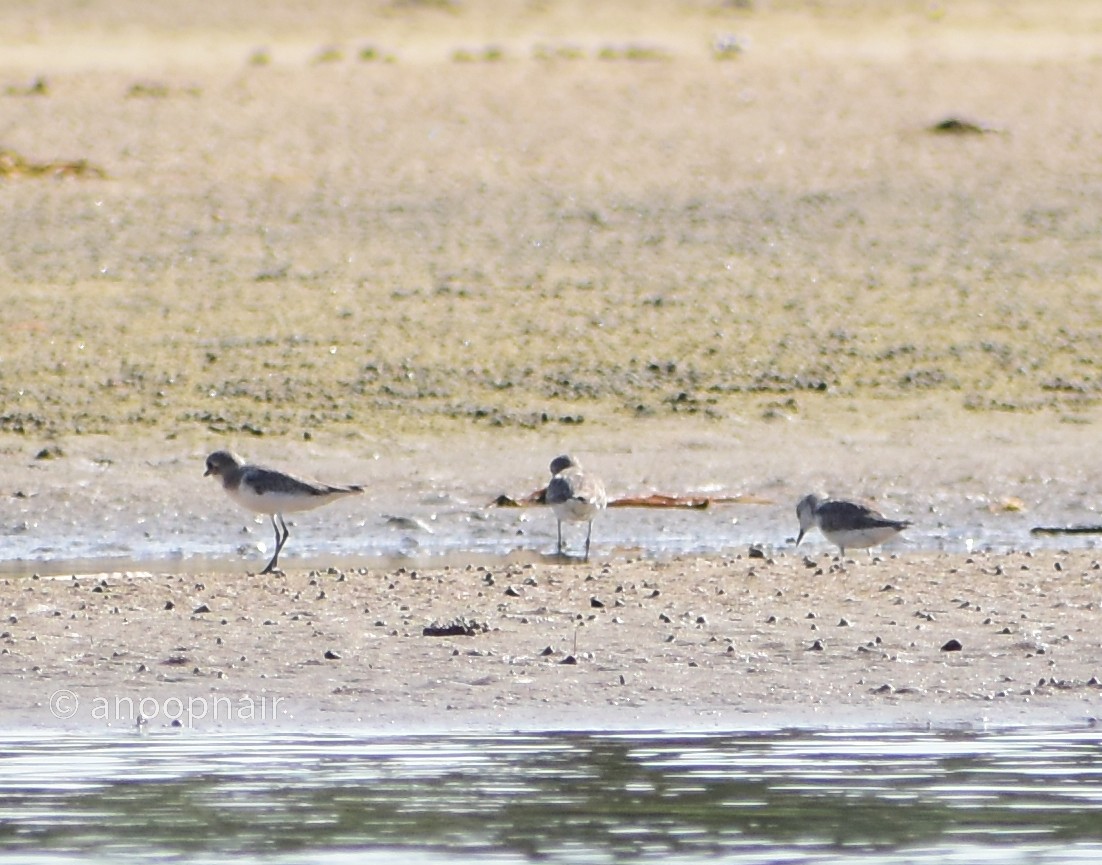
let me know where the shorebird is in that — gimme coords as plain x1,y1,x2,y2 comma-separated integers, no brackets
795,493,911,557
204,450,364,573
545,454,608,562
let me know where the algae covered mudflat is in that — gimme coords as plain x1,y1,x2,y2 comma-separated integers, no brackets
0,1,1100,444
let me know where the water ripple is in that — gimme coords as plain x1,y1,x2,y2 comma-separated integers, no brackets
3,729,1102,862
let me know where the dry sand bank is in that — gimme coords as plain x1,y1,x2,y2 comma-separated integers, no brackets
3,550,1102,733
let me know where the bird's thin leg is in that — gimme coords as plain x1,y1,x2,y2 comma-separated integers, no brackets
584,520,593,562
261,514,289,574
556,519,564,555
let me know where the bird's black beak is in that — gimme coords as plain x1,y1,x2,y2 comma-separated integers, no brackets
203,467,213,477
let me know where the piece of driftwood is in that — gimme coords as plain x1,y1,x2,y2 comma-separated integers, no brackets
491,489,773,509
1030,525,1102,536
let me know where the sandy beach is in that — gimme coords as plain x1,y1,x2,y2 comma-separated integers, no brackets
3,547,1102,733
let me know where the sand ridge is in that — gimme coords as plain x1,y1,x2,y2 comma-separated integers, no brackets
3,549,1101,732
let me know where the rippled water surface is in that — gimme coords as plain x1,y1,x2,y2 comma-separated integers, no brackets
3,728,1102,863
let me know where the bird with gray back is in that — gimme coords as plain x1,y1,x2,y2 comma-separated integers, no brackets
204,450,364,574
545,454,608,562
795,493,911,557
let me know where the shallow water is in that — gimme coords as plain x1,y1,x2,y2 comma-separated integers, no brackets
5,434,1102,572
2,486,1101,576
2,728,1102,863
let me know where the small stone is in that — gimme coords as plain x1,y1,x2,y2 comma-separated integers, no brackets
504,585,521,597
837,618,850,627
164,600,175,610
540,646,555,656
808,639,824,651
324,650,341,660
193,603,211,614
559,655,578,665
941,638,963,652
748,546,766,559
422,617,490,637
590,597,605,609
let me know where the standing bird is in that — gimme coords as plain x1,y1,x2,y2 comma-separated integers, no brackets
204,450,364,574
795,493,911,557
545,454,608,562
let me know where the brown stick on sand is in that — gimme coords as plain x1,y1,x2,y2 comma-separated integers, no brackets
1030,525,1102,535
491,489,774,509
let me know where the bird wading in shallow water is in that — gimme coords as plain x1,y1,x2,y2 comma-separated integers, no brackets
795,493,911,557
545,454,607,562
204,450,364,574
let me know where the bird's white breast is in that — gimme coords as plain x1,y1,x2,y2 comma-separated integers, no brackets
226,484,349,516
821,525,902,550
551,497,602,523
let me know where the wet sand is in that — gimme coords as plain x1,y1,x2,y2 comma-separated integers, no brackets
4,549,1102,733
5,404,1102,566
